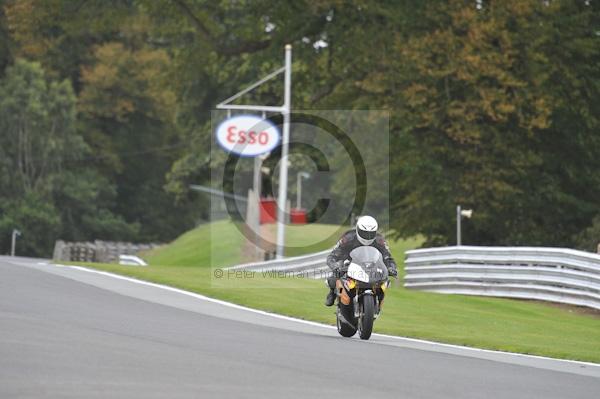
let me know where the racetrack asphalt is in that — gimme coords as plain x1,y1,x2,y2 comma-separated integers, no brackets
1,256,599,398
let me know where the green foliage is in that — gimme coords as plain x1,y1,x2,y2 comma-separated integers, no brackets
574,216,600,253
388,0,600,246
0,193,60,256
76,39,201,241
0,59,137,255
49,170,140,242
0,59,81,195
0,2,12,76
1,0,599,255
4,0,134,83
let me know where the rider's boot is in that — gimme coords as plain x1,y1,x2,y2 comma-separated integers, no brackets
325,287,336,306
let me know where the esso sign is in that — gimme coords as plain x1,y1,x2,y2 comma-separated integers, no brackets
216,115,280,157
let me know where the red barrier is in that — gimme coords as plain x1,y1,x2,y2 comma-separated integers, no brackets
259,197,277,224
290,208,307,224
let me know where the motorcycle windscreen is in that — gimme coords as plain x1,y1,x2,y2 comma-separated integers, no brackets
347,246,388,283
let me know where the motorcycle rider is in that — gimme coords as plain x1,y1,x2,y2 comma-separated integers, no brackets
325,215,398,306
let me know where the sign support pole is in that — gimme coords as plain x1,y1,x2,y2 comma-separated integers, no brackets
254,111,266,202
216,45,292,259
276,44,292,259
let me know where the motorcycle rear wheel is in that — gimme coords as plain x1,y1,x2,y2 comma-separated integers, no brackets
336,303,357,337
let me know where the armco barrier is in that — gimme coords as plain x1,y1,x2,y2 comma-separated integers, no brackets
404,246,600,310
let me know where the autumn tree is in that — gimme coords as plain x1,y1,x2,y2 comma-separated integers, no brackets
78,42,199,241
1,0,598,255
389,0,600,246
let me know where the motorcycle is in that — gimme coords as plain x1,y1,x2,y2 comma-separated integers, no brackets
334,246,391,340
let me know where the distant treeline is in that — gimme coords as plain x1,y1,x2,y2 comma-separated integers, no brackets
0,0,598,256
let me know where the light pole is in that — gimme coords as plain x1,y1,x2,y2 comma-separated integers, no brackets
11,229,21,256
296,172,310,209
275,44,292,258
456,205,473,246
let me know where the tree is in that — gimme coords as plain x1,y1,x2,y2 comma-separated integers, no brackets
0,0,12,77
388,0,600,246
4,0,134,87
0,59,82,196
574,216,600,253
78,42,197,241
2,0,597,254
0,59,137,256
0,193,60,256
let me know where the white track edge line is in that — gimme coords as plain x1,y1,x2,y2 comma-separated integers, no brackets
53,263,600,369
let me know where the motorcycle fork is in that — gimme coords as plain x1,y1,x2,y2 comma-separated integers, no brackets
354,290,376,319
377,289,385,313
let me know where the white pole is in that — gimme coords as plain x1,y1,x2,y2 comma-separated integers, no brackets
456,205,461,246
276,44,292,259
11,229,19,257
296,173,302,209
251,113,266,258
253,111,266,204
253,154,261,201
252,156,261,221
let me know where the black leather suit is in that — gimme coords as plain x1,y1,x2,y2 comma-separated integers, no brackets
326,230,398,289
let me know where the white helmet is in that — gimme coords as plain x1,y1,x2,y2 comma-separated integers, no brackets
356,215,378,245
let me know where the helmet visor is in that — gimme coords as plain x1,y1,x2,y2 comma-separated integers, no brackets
358,229,376,241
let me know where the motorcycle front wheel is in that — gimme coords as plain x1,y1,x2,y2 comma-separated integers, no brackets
358,294,375,340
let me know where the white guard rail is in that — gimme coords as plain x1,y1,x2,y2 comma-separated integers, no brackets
227,248,331,279
404,246,600,310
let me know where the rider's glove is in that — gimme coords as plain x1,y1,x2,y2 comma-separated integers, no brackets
388,267,398,278
332,261,344,277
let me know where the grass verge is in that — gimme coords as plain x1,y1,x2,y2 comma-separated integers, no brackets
141,220,344,267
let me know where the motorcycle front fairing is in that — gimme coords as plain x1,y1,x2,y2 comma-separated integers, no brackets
346,246,388,287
